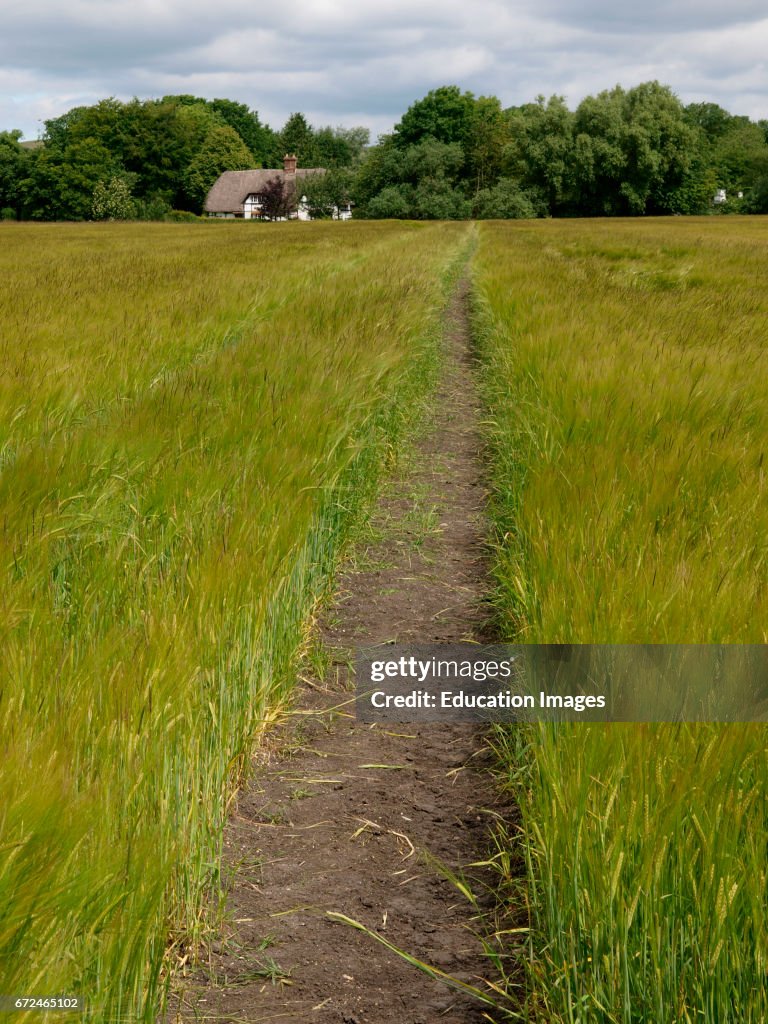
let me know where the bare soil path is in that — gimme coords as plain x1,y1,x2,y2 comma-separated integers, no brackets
172,274,514,1024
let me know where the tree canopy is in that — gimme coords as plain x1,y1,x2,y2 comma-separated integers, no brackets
2,81,766,221
352,81,768,219
2,95,368,220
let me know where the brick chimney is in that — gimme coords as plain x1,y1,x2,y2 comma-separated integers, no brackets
283,153,297,174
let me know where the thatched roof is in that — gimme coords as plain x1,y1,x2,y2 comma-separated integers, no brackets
204,168,325,213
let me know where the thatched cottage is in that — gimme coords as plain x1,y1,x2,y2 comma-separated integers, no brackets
204,154,350,221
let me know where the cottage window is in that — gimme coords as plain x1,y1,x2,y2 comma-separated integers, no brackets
243,193,267,220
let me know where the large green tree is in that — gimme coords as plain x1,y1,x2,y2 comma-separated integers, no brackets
278,113,317,165
0,130,26,217
210,98,274,164
711,122,768,196
4,82,768,222
571,82,696,215
684,101,747,143
505,95,575,213
20,137,122,220
300,167,354,218
393,85,476,150
466,95,511,190
671,104,768,213
16,95,266,218
184,124,254,210
312,125,370,168
355,135,467,219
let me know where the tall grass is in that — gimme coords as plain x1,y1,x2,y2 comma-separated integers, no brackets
0,220,470,1021
473,218,768,1021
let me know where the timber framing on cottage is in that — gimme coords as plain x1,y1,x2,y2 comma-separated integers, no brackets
205,154,342,220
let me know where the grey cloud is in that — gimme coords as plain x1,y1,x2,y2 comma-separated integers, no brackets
531,0,768,32
1,0,766,139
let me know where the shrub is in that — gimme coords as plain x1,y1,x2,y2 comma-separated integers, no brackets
91,177,137,220
472,178,538,219
163,209,201,223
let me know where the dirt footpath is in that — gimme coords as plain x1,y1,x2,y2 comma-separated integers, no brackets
172,277,515,1024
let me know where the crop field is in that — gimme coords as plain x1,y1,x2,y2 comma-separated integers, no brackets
0,220,469,1021
473,218,768,1021
2,217,767,1024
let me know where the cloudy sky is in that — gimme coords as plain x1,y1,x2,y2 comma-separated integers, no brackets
2,0,767,139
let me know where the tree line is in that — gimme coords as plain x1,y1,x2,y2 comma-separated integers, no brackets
1,83,767,221
0,96,367,221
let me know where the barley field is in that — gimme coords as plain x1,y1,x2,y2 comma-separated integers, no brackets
0,220,469,1022
3,216,766,1024
473,218,768,1022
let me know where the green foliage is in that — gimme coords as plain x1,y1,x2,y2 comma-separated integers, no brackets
365,184,414,219
505,95,575,212
135,195,173,221
91,176,137,220
300,167,354,218
465,95,511,189
356,136,467,219
42,103,93,150
393,85,476,149
163,209,201,222
12,96,264,219
209,98,273,164
666,160,719,215
0,130,26,215
400,137,464,181
684,101,745,142
274,116,369,171
572,82,697,215
184,124,254,211
3,82,768,221
710,121,768,193
312,125,370,168
278,112,315,164
412,177,470,219
21,137,123,220
351,81,767,219
472,177,538,219
744,175,768,213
